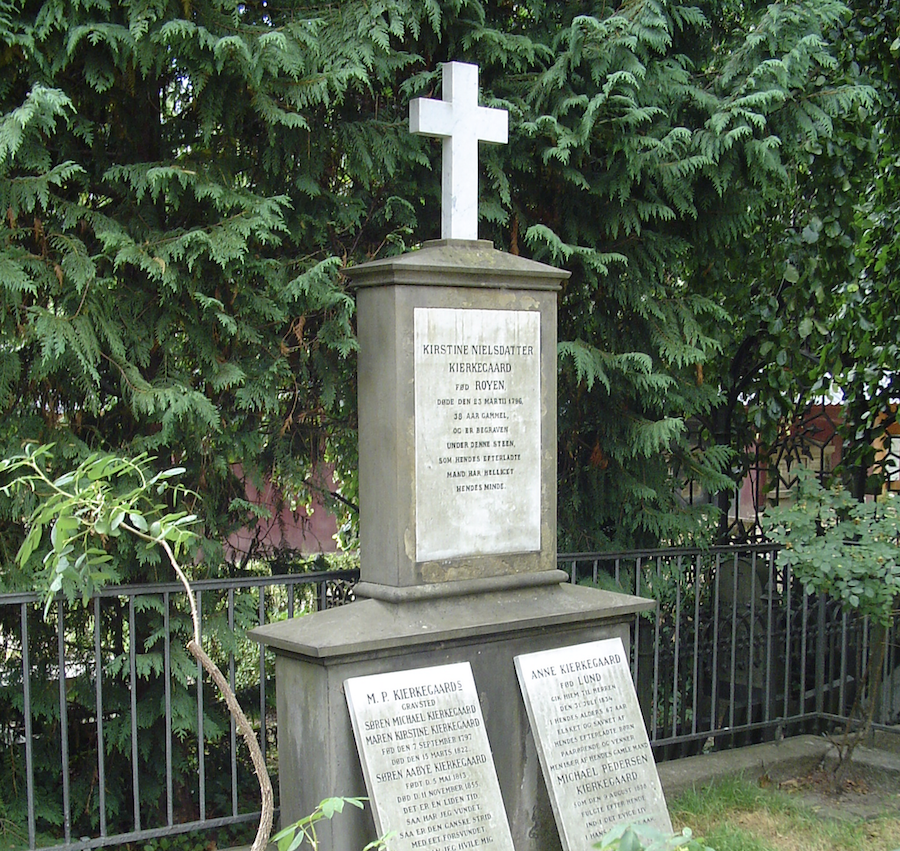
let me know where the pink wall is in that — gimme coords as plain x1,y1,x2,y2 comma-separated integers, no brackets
225,465,340,563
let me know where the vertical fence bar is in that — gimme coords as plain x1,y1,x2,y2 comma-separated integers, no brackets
164,592,173,827
632,564,644,718
57,600,72,845
783,564,792,721
838,609,849,718
711,553,721,737
259,585,267,762
129,596,141,832
815,592,826,716
882,620,894,725
229,587,238,817
93,596,108,837
799,591,810,717
22,602,37,849
884,619,896,725
197,589,206,822
861,617,871,719
631,557,641,685
670,556,682,740
763,549,775,726
647,557,660,740
747,551,757,730
691,551,701,737
728,549,738,730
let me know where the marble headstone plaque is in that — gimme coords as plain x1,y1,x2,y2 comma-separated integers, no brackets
515,639,672,851
414,307,541,562
345,662,514,851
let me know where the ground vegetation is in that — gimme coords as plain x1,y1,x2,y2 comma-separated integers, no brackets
763,470,900,783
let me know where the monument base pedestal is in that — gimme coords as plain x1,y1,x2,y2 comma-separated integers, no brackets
251,581,652,851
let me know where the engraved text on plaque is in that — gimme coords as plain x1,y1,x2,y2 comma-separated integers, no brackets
414,307,541,561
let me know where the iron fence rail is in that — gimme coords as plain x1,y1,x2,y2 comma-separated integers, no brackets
1,548,897,851
560,545,899,754
0,570,357,851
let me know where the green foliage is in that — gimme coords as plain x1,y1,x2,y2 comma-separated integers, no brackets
817,0,900,496
0,0,401,580
0,446,272,841
140,828,257,851
273,797,388,851
762,468,900,626
697,0,897,516
0,0,880,561
597,823,714,851
0,444,198,614
502,0,870,547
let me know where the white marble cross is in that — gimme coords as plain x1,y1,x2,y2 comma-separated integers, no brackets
409,62,508,241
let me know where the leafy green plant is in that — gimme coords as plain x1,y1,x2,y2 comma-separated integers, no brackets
139,829,249,851
0,0,881,559
1,445,196,616
0,445,274,851
272,797,388,851
762,468,900,780
763,468,900,626
596,824,714,851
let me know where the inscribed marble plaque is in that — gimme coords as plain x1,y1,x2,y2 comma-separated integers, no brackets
414,307,541,562
515,639,672,851
345,662,514,851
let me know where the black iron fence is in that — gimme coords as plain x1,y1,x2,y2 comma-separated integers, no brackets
0,570,357,851
0,546,896,850
560,545,898,758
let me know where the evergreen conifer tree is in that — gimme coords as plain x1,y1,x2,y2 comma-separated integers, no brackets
0,0,875,571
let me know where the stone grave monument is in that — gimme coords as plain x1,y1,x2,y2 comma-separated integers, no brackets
251,61,654,851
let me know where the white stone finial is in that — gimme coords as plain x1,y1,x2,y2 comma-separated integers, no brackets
409,62,508,241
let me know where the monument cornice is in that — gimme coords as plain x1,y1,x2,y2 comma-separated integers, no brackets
251,585,652,661
345,239,570,291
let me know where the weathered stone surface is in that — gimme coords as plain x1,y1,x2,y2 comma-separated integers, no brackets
346,239,566,290
253,588,651,851
251,236,657,851
252,585,649,659
515,638,672,851
414,307,541,561
346,240,567,598
345,662,514,851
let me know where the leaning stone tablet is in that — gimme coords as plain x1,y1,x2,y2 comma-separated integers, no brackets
345,662,515,851
515,638,672,851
